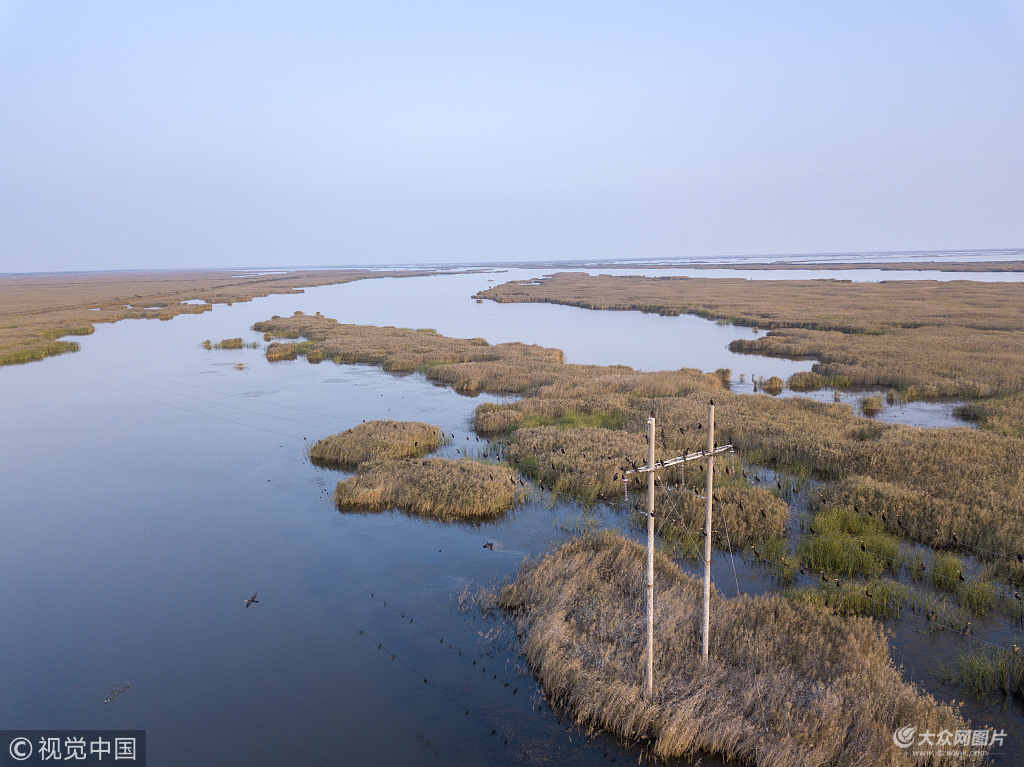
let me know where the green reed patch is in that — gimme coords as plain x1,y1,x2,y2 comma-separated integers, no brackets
797,508,899,578
944,647,1024,697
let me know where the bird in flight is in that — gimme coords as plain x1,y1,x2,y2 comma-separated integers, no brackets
244,593,259,608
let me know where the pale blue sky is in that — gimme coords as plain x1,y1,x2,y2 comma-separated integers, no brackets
1,1,1021,272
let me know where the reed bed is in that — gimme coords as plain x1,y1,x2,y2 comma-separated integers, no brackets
334,457,521,520
0,267,441,368
619,391,1024,567
652,485,790,549
499,531,982,766
475,272,1024,398
253,314,1024,572
310,420,446,467
786,578,912,621
201,338,259,350
256,312,721,398
954,394,1024,438
506,426,646,500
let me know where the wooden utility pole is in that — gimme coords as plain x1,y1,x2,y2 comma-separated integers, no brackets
645,416,655,697
702,400,715,664
622,403,731,693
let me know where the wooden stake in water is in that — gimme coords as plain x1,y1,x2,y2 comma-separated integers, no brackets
702,400,715,664
646,415,655,697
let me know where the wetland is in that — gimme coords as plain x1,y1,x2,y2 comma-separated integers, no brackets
2,259,1023,766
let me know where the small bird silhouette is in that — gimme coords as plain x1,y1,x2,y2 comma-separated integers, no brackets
962,622,972,636
483,542,494,550
244,593,258,608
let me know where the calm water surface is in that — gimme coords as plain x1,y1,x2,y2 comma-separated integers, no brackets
0,268,1014,765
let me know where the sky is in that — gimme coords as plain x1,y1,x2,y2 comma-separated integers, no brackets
0,1,1022,272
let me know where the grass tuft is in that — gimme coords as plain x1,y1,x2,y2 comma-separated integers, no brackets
310,420,445,467
334,457,521,520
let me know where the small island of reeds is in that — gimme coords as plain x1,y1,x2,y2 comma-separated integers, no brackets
334,457,524,520
310,420,446,467
498,530,983,767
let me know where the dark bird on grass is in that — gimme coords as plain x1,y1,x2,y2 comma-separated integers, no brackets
821,572,828,583
897,516,904,529
510,476,515,483
835,578,843,588
1015,591,1021,601
958,571,966,582
881,513,888,524
244,593,258,608
483,542,494,550
613,474,618,482
760,510,766,519
809,525,817,535
865,588,872,598
777,479,783,490
854,504,859,513
861,540,867,553
962,622,972,636
799,567,808,575
951,532,958,544
920,562,926,572
751,546,760,560
793,487,799,494
927,610,935,622
490,474,493,481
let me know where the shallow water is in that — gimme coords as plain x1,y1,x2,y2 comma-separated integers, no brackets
0,266,1017,765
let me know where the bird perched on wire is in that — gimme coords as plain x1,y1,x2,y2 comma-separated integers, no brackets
244,593,259,608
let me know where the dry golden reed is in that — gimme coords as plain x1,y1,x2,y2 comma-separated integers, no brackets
0,267,440,368
253,313,1024,566
310,420,445,467
475,272,1024,398
499,531,982,767
334,457,521,520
